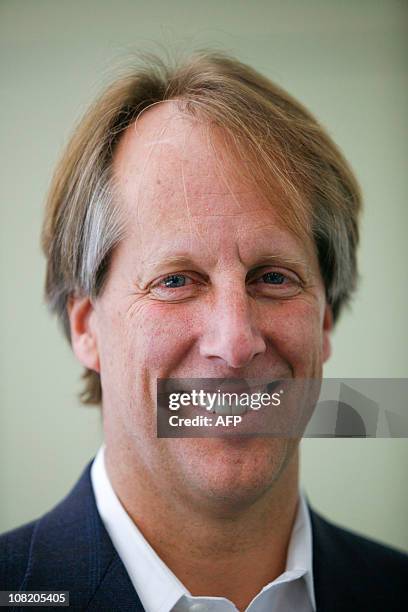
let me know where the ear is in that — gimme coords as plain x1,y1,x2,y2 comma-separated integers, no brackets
67,295,100,373
322,303,333,363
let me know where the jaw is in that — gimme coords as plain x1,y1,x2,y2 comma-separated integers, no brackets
152,436,300,516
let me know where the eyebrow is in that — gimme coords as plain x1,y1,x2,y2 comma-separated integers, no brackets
136,254,208,287
250,254,313,276
145,254,202,271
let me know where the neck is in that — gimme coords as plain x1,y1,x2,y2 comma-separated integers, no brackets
105,440,300,611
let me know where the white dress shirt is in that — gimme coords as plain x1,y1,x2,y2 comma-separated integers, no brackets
91,445,316,612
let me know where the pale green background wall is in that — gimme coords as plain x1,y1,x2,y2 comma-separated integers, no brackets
1,0,407,550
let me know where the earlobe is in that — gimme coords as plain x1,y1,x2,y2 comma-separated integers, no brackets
67,295,100,373
322,304,333,363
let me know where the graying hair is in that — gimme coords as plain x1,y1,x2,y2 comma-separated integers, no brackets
46,170,125,340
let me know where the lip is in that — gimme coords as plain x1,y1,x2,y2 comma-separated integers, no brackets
161,377,287,394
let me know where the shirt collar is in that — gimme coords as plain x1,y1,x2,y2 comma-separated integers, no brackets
286,490,316,610
91,445,315,611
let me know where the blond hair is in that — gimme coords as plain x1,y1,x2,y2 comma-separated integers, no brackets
42,51,362,405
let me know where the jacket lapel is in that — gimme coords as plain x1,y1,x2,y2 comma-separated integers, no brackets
85,555,144,611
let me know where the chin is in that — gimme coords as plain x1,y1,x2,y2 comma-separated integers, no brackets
170,436,297,511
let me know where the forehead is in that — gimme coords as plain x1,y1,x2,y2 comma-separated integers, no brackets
114,102,263,212
112,102,316,267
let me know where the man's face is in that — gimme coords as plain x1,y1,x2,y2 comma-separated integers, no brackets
80,103,331,508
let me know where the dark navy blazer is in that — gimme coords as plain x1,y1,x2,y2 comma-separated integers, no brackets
1,460,407,611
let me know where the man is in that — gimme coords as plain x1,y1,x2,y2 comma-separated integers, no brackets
1,52,406,611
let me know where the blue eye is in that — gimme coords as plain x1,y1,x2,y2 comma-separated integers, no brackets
262,272,286,284
162,274,187,288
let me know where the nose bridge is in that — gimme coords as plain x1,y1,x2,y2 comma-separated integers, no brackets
222,283,252,334
200,280,266,368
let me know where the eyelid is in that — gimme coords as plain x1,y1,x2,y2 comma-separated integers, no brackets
247,266,302,284
151,271,206,288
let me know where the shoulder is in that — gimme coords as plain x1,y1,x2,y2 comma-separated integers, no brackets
311,507,408,569
310,508,408,611
0,461,97,591
0,519,38,589
0,462,142,610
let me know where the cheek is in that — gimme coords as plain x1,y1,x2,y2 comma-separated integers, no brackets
261,299,324,369
114,301,200,374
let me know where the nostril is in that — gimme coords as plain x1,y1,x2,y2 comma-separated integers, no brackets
206,332,266,369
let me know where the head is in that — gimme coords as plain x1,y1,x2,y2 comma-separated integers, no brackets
42,51,361,509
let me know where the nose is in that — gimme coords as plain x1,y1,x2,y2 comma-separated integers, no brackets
199,287,266,369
